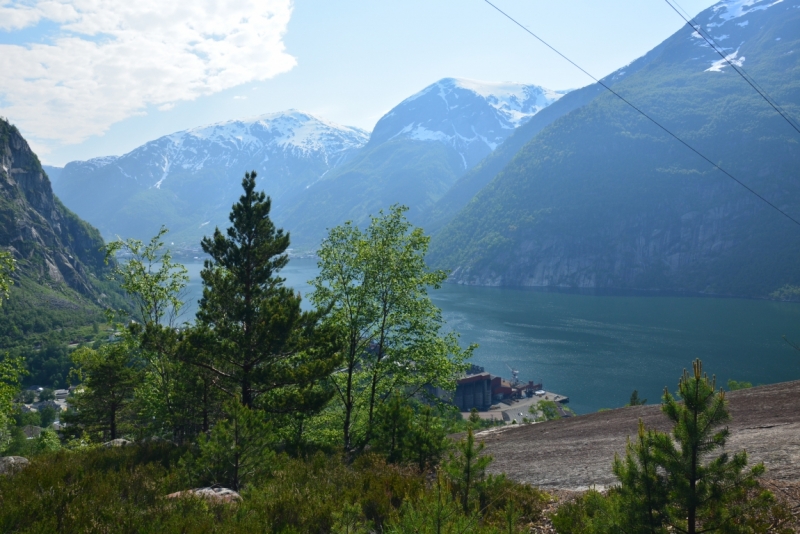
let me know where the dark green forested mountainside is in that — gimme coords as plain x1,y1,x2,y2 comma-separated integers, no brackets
429,0,800,298
0,119,124,353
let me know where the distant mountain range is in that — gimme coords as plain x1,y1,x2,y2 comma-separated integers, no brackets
427,0,800,298
45,0,800,299
275,78,568,248
53,111,368,248
51,79,567,250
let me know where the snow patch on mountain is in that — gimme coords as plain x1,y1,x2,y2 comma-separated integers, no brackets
403,78,565,129
710,0,785,26
120,111,368,189
705,48,746,71
373,77,569,169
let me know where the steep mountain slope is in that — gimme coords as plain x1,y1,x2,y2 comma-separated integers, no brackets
0,119,122,348
429,0,800,298
276,78,567,248
53,111,368,248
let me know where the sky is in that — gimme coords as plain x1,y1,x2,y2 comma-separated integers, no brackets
0,0,719,166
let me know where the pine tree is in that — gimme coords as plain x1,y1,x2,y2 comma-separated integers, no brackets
654,359,769,533
612,420,668,534
444,426,493,514
614,359,775,534
186,400,274,491
628,390,647,406
189,171,337,415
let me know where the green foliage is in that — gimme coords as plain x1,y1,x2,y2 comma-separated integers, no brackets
182,400,274,491
0,249,14,304
553,360,790,534
34,428,61,453
469,407,482,426
64,343,141,441
627,390,647,406
727,379,753,391
190,171,337,415
444,427,493,514
38,387,54,401
38,405,56,427
311,204,473,449
0,353,25,450
530,400,562,422
372,396,450,470
105,225,189,327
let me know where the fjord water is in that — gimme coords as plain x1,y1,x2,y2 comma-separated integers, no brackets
182,258,800,415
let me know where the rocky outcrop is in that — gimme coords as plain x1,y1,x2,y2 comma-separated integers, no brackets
0,456,29,476
165,486,242,503
0,119,108,300
479,380,800,491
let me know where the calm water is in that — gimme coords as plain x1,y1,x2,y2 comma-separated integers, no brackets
181,258,800,414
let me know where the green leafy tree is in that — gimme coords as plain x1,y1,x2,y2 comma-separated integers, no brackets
65,344,140,441
0,250,14,304
0,354,25,450
105,226,189,327
38,405,56,428
34,428,61,453
444,427,493,514
628,390,647,406
530,400,561,422
38,388,55,401
185,400,274,491
726,379,752,391
189,172,338,416
105,227,202,440
310,205,472,449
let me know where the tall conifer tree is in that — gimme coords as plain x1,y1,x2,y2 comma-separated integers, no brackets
190,172,336,414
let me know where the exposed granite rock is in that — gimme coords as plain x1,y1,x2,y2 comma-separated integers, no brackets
0,119,107,300
165,486,242,503
0,456,29,475
478,380,800,491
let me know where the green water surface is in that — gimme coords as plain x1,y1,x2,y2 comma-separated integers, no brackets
183,258,800,414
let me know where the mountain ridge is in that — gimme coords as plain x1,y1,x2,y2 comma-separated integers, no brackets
428,0,800,299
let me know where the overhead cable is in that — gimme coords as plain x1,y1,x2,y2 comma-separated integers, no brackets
481,0,800,228
664,0,800,136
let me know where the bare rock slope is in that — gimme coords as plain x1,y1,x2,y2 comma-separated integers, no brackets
478,380,800,491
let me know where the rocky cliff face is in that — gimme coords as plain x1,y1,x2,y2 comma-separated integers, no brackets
0,119,107,300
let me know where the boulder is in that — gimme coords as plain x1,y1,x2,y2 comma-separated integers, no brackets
165,486,242,503
102,438,133,448
0,456,29,475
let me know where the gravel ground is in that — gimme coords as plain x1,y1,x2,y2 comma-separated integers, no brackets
471,380,800,530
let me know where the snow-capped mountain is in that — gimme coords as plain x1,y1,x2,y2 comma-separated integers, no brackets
369,78,568,169
54,111,368,247
276,78,570,248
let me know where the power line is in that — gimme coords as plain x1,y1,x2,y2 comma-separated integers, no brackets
481,0,800,229
664,0,800,136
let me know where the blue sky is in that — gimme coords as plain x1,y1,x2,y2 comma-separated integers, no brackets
0,0,718,165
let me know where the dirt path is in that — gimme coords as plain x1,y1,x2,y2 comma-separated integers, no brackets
476,380,800,491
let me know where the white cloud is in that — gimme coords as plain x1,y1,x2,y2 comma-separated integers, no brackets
0,0,296,151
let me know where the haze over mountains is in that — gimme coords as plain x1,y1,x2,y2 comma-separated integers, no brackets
52,78,565,250
429,0,800,298
45,0,800,298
